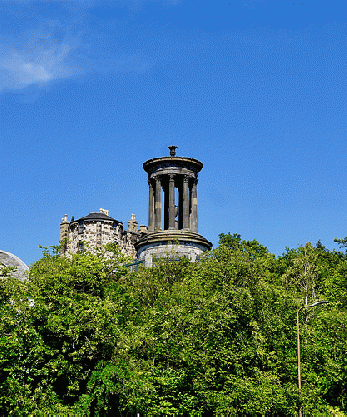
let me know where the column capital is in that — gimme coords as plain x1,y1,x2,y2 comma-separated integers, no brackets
183,174,189,183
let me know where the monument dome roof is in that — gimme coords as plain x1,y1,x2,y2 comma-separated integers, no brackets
75,212,118,223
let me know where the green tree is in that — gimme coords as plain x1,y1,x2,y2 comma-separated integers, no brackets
0,244,135,414
1,236,346,415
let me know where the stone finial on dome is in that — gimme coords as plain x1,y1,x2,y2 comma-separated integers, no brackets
168,145,177,157
99,208,109,216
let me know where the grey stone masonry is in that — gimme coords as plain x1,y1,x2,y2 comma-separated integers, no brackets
59,210,140,260
137,240,207,268
136,230,211,267
128,213,138,233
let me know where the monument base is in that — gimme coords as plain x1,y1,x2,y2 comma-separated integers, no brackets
136,230,212,267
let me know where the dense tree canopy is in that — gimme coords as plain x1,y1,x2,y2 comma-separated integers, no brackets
0,236,346,415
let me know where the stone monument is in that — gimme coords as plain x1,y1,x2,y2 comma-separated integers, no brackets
136,146,212,266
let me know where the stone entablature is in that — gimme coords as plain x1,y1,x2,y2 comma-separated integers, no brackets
143,157,203,177
60,210,144,260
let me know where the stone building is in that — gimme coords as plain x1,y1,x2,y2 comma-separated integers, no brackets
59,209,144,260
59,147,212,265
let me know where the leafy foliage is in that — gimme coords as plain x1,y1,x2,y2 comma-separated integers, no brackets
0,237,346,415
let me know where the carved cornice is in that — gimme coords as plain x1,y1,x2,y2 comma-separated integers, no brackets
144,157,203,176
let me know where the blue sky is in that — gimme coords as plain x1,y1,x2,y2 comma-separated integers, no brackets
1,0,346,266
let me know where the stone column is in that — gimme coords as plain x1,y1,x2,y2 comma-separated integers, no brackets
148,180,154,232
178,181,183,229
163,179,169,230
183,175,189,229
168,174,175,229
190,179,198,232
154,177,162,230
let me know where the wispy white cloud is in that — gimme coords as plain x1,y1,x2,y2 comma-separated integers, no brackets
0,0,180,92
0,1,83,91
0,41,78,90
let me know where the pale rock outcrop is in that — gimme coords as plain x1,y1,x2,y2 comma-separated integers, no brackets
0,250,29,281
